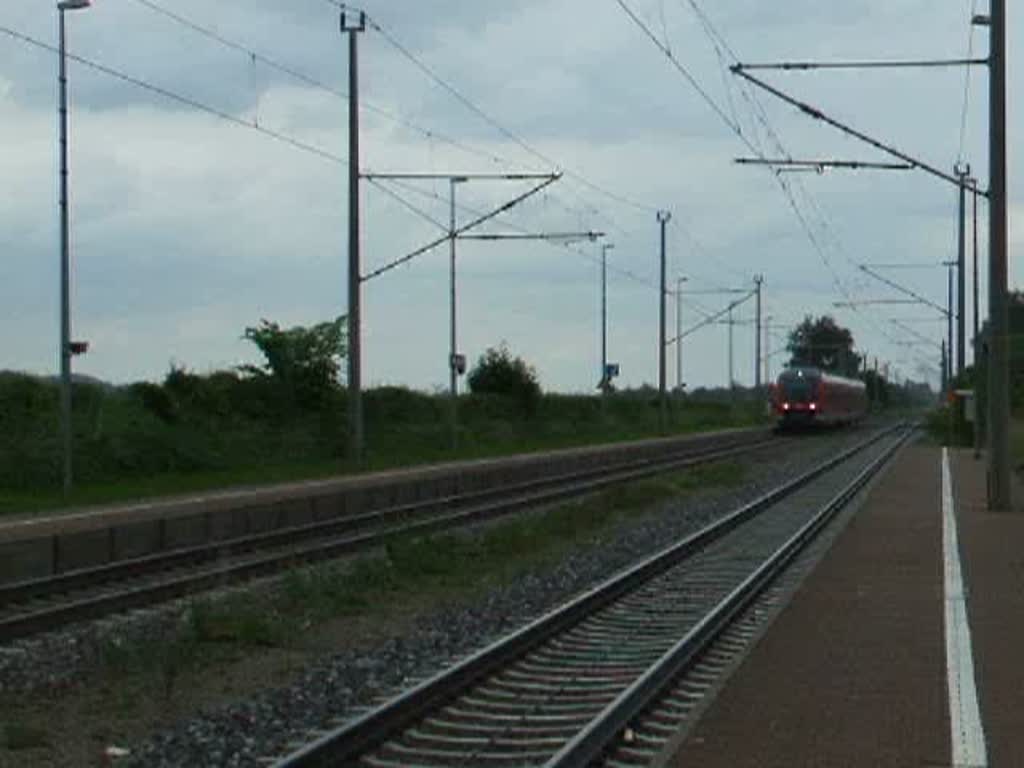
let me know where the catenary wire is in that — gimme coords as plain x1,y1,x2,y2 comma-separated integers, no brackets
667,0,932,368
330,0,754,301
0,24,349,167
957,0,979,163
126,0,522,170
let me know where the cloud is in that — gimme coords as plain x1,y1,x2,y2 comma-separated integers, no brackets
1,0,1015,394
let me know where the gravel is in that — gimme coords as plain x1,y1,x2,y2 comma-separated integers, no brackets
0,427,887,767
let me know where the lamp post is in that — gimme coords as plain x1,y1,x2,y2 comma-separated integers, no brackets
57,0,91,496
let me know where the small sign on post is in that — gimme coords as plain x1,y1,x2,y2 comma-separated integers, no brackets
450,353,467,376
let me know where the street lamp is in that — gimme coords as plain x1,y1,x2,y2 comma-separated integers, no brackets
57,0,91,496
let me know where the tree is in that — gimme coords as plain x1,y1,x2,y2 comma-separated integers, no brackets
787,315,862,376
240,316,347,409
467,343,541,414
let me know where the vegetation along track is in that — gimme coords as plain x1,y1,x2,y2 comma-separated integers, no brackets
268,423,913,768
0,429,779,641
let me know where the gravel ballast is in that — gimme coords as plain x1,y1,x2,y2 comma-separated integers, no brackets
0,427,890,768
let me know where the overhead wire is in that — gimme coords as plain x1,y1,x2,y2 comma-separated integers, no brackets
126,0,645,258
614,0,742,137
329,0,749,302
363,12,660,215
689,0,944,367
659,0,935,373
364,178,449,232
0,24,348,167
319,0,701,290
0,20,485,269
618,0,852,297
362,176,559,282
957,0,979,163
125,0,520,170
372,177,664,292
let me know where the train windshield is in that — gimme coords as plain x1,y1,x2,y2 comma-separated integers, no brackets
779,375,818,403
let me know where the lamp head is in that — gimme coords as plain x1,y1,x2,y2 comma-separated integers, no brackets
58,0,91,10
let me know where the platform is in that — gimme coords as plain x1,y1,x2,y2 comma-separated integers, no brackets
668,442,1024,768
0,428,762,585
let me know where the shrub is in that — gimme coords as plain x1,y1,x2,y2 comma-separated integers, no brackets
0,373,58,436
129,381,178,424
365,386,439,424
467,344,541,416
240,316,347,411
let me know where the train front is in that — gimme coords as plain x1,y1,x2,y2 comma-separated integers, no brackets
773,367,821,428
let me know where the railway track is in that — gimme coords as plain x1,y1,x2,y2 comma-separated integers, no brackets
268,423,912,768
0,429,778,642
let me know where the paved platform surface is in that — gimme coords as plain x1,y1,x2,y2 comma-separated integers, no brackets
951,448,1024,767
669,441,1024,767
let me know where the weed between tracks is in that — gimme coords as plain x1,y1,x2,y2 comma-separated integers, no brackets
0,460,743,767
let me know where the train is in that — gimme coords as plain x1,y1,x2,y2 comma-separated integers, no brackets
770,366,868,429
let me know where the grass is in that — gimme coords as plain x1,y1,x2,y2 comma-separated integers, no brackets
272,460,745,630
0,458,746,767
2,722,49,751
81,460,746,690
0,372,766,516
1,423,757,516
1,458,350,517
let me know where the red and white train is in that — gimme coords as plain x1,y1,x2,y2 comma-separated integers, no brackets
770,366,868,429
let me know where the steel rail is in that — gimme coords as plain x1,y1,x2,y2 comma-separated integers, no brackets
0,433,768,606
548,427,913,767
0,433,776,641
270,424,904,768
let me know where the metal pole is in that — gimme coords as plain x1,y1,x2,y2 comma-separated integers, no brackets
970,176,983,456
449,178,459,450
602,248,607,390
754,275,763,389
972,178,980,354
344,13,365,463
728,307,734,398
941,340,948,394
947,262,954,389
58,8,72,496
676,277,684,391
987,0,1012,509
956,164,969,377
657,211,671,431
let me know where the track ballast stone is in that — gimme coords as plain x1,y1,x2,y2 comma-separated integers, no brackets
0,430,878,768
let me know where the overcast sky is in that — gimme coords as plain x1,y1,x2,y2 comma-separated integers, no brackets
1,0,1020,393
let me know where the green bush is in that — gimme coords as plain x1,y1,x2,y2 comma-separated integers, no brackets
129,381,178,424
467,344,541,416
240,316,347,411
0,372,58,437
365,386,440,424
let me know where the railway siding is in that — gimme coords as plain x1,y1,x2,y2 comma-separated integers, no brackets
0,427,762,585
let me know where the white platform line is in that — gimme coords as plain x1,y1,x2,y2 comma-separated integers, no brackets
942,447,988,768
